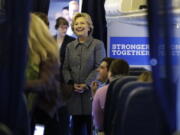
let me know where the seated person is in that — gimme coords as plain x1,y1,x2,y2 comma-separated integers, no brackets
91,57,114,96
137,71,152,82
92,59,129,133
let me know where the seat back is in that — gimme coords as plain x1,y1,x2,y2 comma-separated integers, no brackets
129,67,147,76
104,76,137,135
121,87,162,135
112,81,152,135
103,79,118,135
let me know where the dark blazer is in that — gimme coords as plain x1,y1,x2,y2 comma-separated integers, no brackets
54,35,75,69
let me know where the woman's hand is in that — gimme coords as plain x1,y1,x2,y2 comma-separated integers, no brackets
74,83,88,93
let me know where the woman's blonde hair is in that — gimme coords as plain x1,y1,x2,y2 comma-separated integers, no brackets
28,13,58,65
138,71,153,82
71,12,94,36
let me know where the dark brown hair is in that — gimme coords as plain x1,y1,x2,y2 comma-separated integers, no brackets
109,59,129,76
101,57,115,71
55,17,69,29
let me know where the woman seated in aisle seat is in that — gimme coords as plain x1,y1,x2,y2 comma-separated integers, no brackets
137,71,153,82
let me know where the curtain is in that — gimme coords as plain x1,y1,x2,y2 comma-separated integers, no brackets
0,0,30,134
147,0,176,133
82,0,107,50
31,0,50,14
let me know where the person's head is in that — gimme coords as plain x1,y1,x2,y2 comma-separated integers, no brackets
55,17,69,37
69,0,79,20
138,71,152,82
71,12,93,37
33,12,49,27
28,14,58,65
108,59,129,79
61,6,70,21
96,57,115,82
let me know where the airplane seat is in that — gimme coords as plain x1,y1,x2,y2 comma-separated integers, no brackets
103,79,118,135
121,87,163,135
129,67,147,76
103,76,137,135
111,81,152,135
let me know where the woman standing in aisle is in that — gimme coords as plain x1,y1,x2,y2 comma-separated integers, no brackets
63,12,106,135
26,14,66,135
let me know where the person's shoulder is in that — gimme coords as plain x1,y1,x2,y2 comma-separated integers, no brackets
92,38,104,46
96,85,109,95
66,39,77,48
93,38,103,43
94,85,108,102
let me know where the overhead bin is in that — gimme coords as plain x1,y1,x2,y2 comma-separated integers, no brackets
105,0,147,16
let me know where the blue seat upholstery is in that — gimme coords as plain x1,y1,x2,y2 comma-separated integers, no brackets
103,79,118,135
104,76,137,135
121,87,163,135
112,81,152,135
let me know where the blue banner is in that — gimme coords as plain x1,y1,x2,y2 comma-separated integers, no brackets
109,37,150,65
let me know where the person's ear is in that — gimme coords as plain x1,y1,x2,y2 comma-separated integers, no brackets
108,71,112,80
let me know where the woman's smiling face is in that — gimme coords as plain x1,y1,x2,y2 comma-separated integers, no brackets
73,17,90,38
